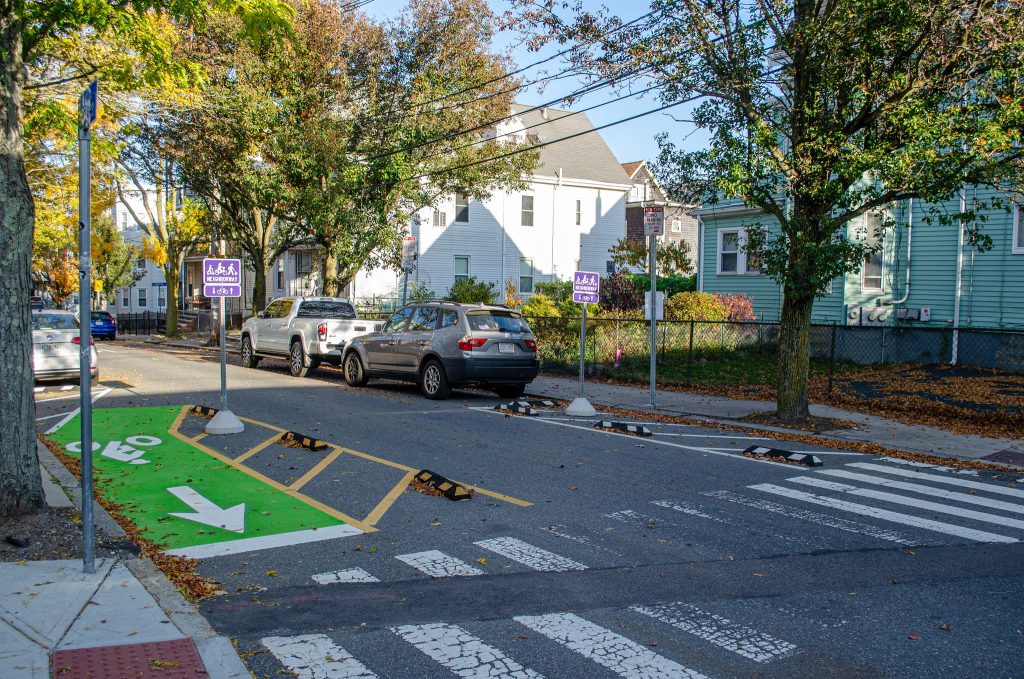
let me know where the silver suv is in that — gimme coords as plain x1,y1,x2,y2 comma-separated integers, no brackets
341,302,539,399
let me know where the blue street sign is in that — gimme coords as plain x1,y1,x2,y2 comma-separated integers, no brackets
78,80,97,131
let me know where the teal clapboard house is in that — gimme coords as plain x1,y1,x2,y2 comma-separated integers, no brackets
695,187,1024,330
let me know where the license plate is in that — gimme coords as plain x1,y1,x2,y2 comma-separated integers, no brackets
498,342,515,354
40,344,57,353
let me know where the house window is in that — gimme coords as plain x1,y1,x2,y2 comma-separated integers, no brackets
295,252,312,275
136,257,146,271
137,288,147,307
1014,204,1023,254
120,212,128,229
575,199,581,226
454,256,470,282
519,259,534,293
861,215,884,290
454,193,469,223
719,230,740,274
521,195,534,227
276,258,284,289
606,260,616,274
671,218,682,233
122,291,129,306
157,287,166,308
433,208,447,228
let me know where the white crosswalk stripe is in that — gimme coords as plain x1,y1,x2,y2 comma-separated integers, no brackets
514,612,709,679
392,623,545,678
817,469,1024,515
33,386,45,393
474,537,587,572
631,602,796,663
786,476,1024,531
312,567,379,585
846,463,1024,498
750,483,1018,543
261,634,377,678
395,550,484,578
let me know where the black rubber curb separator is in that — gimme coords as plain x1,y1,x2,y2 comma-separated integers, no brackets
594,421,653,437
744,444,823,467
279,431,330,452
494,403,539,416
189,405,219,418
413,470,473,501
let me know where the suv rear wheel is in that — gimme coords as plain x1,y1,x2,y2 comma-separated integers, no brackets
343,352,369,387
493,384,526,399
289,340,313,378
420,359,451,400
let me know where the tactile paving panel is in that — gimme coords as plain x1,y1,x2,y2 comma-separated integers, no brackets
51,638,208,678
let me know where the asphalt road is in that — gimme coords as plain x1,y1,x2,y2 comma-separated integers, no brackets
35,341,1024,679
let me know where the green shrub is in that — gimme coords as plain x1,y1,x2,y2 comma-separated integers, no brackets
445,277,497,304
665,291,729,321
406,282,436,303
533,280,573,303
521,293,560,317
629,273,697,298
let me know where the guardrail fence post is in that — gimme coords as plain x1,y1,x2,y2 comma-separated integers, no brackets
687,319,695,385
829,321,837,394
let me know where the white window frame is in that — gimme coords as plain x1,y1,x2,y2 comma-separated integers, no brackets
433,208,447,228
716,228,759,276
295,251,312,275
276,257,284,289
157,287,166,308
135,257,146,271
519,258,534,293
1013,204,1024,254
860,214,885,292
122,291,129,306
454,193,470,224
671,218,682,233
137,288,148,307
575,199,581,226
454,255,470,282
521,195,534,227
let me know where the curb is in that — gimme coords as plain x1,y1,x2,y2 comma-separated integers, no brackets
38,440,249,679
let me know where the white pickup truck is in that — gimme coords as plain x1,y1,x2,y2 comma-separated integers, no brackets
239,297,381,377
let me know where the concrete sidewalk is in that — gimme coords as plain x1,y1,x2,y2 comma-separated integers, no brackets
528,375,1024,463
0,445,248,678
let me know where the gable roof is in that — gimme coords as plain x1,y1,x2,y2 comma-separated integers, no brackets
621,161,644,178
512,104,631,186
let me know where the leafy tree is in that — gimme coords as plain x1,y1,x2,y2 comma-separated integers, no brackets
509,0,1024,421
608,237,693,276
598,271,644,314
91,214,142,307
628,273,696,298
445,277,497,304
0,0,292,517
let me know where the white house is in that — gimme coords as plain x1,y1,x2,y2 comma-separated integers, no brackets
334,104,633,306
108,187,169,314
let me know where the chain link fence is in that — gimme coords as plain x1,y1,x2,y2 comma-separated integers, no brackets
522,316,1024,389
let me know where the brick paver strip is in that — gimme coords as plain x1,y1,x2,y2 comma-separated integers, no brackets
51,638,208,678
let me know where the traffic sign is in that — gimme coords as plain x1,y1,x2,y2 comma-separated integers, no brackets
401,235,417,272
202,258,242,298
643,206,665,236
78,80,97,132
572,270,600,304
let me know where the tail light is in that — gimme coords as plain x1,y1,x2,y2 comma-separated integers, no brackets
110,317,116,326
524,339,537,352
71,337,95,345
318,323,327,341
458,337,487,351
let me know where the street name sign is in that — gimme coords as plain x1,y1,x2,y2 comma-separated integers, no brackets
572,270,600,304
202,258,242,298
78,80,97,132
643,206,665,236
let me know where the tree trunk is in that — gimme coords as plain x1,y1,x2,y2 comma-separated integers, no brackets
252,263,267,314
164,261,181,337
322,254,339,297
0,12,45,517
776,292,815,421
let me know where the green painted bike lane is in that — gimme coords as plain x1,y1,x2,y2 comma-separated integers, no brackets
50,406,362,559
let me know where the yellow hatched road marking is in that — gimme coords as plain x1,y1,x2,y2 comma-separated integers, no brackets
364,470,416,526
290,446,346,491
192,433,208,443
234,433,283,464
171,406,375,533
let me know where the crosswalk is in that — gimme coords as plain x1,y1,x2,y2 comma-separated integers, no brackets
266,458,1023,678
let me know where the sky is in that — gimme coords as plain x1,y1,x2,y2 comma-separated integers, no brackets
363,0,708,168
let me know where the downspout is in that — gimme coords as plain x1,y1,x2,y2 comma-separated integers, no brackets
890,198,913,305
951,187,966,365
500,193,505,299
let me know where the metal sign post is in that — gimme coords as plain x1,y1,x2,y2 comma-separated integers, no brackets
400,235,417,306
566,271,600,416
643,206,665,408
77,80,97,574
202,258,244,435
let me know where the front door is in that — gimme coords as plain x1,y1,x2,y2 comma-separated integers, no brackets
394,306,439,373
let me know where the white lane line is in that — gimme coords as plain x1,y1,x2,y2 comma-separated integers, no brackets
540,525,625,557
651,499,737,525
818,470,1024,515
312,567,380,585
44,387,112,434
750,483,1018,543
474,537,587,572
166,524,363,558
514,612,708,679
392,622,544,679
632,602,796,663
36,411,75,422
879,456,978,475
847,463,1024,499
703,490,917,545
395,550,484,578
705,447,864,456
261,634,377,679
787,476,1024,531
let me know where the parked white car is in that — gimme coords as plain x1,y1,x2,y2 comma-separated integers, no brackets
240,297,381,377
31,310,98,382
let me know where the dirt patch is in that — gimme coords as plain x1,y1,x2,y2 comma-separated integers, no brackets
0,507,137,563
740,411,857,433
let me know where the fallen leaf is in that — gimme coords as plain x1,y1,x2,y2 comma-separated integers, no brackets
266,570,278,577
940,624,951,632
906,550,916,556
476,557,487,565
890,578,899,585
430,519,442,527
753,572,765,577
908,632,918,641
644,640,658,647
513,634,528,639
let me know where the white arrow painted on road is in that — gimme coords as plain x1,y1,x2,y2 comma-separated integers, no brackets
167,486,245,533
